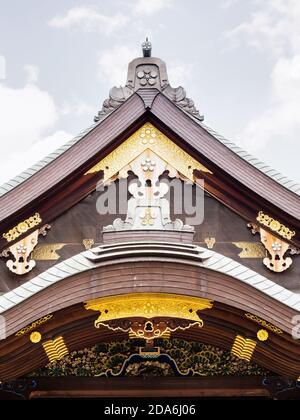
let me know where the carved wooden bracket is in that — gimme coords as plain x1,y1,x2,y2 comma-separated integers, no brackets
259,228,292,273
248,222,296,273
0,225,51,275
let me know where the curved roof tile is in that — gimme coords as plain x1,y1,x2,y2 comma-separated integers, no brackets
0,243,299,314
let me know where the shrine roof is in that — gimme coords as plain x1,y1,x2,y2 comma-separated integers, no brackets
0,41,299,199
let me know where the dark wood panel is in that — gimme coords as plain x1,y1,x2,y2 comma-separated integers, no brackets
1,298,300,381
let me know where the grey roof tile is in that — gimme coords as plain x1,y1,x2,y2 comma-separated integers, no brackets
1,100,299,198
0,122,99,197
200,122,300,196
0,244,299,319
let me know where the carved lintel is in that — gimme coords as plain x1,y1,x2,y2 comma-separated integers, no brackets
85,294,213,334
1,224,51,275
98,318,202,341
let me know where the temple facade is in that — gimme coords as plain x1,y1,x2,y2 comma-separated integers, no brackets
0,41,300,400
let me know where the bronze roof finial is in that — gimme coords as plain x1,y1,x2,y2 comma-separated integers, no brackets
142,37,152,57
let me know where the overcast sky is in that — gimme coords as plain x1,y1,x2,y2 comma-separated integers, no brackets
0,0,299,185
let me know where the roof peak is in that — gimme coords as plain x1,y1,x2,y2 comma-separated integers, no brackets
142,37,152,57
94,40,204,122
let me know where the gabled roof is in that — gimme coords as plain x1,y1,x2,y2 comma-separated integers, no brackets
0,46,299,251
0,122,99,197
199,122,300,195
1,107,299,198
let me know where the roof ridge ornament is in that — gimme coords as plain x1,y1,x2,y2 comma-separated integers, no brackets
94,41,204,122
142,37,152,57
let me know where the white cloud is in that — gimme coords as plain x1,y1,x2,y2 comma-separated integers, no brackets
221,0,240,9
48,6,129,35
0,82,58,157
228,0,300,181
226,0,300,56
133,0,173,16
168,62,193,87
0,131,73,185
97,46,193,89
98,45,139,86
239,54,300,151
0,67,74,185
60,98,95,117
24,64,39,84
48,1,174,36
0,54,6,80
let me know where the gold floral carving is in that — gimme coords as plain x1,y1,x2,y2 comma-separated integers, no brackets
32,244,66,260
233,242,266,258
245,313,283,335
3,213,42,242
15,315,53,337
101,319,203,341
2,225,51,275
257,329,269,342
231,335,257,362
43,336,69,362
141,208,156,226
85,123,212,182
82,239,95,250
259,228,292,273
248,220,295,273
204,238,216,250
30,331,42,344
5,230,39,275
85,293,213,325
256,212,295,240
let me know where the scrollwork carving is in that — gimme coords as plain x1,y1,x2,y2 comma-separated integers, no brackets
1,225,51,275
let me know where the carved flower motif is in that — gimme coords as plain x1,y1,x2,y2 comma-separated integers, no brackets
141,158,156,171
272,242,281,252
17,222,29,233
269,220,281,232
137,67,158,86
139,127,157,145
17,244,27,255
